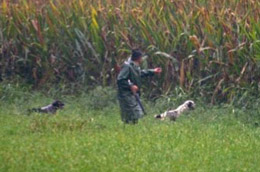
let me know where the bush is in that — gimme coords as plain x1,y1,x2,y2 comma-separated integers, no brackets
84,86,117,110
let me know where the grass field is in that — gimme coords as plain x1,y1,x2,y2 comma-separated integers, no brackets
0,89,260,172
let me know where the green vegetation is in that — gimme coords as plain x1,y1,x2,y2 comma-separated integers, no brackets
1,0,259,104
0,86,260,172
0,0,259,170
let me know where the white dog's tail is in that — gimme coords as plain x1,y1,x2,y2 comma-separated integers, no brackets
154,111,168,119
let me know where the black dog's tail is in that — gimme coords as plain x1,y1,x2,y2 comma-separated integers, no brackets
27,108,41,115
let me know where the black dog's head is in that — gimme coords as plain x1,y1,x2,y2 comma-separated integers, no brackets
52,100,65,109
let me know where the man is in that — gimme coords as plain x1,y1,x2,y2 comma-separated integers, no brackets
117,49,162,124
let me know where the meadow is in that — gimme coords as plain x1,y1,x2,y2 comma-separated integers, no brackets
0,85,260,172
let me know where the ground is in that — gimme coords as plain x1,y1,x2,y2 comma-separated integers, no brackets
0,93,260,172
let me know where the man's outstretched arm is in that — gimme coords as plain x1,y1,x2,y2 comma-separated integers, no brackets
141,67,162,77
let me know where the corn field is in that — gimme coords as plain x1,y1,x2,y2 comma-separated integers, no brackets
0,0,260,104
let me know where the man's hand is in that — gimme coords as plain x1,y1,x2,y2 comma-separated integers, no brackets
154,67,162,74
130,85,139,94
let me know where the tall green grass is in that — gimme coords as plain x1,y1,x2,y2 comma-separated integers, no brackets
0,88,260,172
0,0,260,103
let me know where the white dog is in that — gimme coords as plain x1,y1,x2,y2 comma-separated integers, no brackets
155,100,195,121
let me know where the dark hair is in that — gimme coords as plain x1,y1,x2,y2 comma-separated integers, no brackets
131,49,142,61
52,100,65,107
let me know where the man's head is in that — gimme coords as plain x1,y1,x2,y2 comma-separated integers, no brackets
131,49,143,64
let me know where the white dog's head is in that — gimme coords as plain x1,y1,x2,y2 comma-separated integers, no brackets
184,100,195,110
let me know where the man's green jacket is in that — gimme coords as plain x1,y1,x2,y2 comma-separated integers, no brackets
117,60,155,95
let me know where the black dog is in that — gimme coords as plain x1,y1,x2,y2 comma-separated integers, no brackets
28,100,65,114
